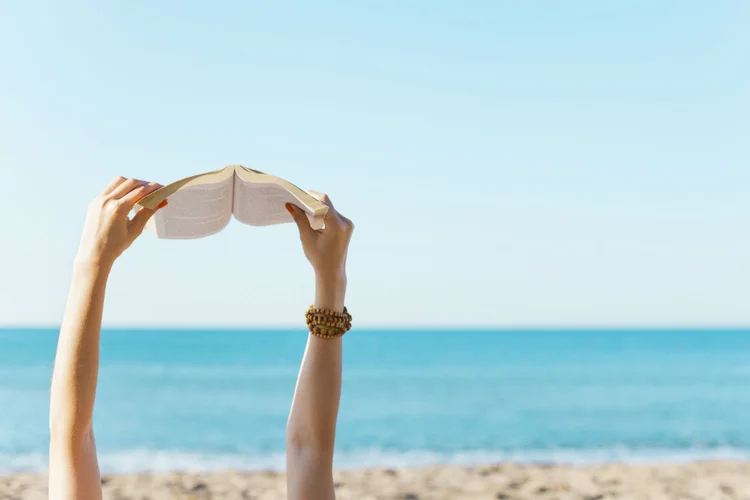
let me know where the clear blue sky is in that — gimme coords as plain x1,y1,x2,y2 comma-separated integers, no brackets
0,1,747,327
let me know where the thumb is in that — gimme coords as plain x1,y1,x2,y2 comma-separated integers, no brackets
129,206,158,238
286,203,314,238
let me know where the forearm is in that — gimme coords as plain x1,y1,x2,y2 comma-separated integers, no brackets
286,274,346,458
49,258,110,439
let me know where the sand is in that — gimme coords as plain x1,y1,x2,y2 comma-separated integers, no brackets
2,461,749,499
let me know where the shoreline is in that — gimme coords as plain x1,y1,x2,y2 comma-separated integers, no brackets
3,461,750,499
3,447,750,474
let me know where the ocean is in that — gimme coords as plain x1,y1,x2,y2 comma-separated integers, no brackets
0,328,748,473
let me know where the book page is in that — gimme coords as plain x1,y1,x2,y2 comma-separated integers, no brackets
145,172,234,239
232,166,328,229
232,178,309,226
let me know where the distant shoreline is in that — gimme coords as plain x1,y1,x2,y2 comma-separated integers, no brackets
2,447,750,475
2,326,750,332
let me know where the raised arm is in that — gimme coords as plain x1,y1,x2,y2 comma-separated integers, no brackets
49,178,165,500
285,194,354,500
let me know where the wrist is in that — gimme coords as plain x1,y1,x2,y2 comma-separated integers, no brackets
73,252,114,279
314,271,347,312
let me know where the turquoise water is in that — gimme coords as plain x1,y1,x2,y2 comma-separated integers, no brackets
0,329,749,472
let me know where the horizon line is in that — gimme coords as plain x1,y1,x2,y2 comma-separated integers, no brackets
2,325,749,332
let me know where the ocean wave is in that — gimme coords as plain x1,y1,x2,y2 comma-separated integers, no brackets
3,447,750,474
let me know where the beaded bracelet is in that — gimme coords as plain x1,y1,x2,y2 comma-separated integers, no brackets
306,306,352,339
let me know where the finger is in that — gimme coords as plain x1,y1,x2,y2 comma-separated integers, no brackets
120,182,161,208
339,214,354,231
108,177,147,200
101,176,127,196
285,203,315,239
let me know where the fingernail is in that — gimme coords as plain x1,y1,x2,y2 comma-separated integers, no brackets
157,200,168,209
285,203,293,214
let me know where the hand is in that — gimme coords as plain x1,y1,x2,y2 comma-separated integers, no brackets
76,177,166,269
287,193,354,310
287,192,354,279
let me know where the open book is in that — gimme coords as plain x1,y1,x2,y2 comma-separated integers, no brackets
136,165,329,239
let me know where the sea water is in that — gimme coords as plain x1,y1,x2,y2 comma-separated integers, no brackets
0,328,748,472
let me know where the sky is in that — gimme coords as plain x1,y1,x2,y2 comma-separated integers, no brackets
0,1,747,327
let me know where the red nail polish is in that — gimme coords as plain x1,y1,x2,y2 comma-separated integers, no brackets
158,200,168,209
285,203,293,214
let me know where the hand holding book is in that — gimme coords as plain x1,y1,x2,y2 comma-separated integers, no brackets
76,178,167,269
287,193,354,312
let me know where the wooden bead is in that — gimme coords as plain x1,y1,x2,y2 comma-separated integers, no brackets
306,305,351,339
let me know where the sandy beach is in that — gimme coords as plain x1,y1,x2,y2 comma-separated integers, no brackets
2,461,749,499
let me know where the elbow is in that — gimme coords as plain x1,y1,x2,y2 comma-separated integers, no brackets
285,421,309,453
49,408,92,445
286,422,334,459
